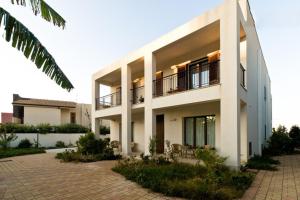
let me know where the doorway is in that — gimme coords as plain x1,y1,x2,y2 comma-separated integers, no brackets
156,115,164,154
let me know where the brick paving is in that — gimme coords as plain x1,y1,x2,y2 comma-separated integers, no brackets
242,154,300,200
0,153,181,200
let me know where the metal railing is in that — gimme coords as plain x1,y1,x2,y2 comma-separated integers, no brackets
240,64,246,88
153,60,220,97
96,91,121,110
131,86,144,104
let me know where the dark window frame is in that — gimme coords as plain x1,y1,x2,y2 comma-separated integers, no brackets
183,115,215,148
70,112,76,124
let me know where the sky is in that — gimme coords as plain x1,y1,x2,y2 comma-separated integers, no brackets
0,0,299,128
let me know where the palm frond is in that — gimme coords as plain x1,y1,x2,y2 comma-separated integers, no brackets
10,0,65,28
0,7,74,91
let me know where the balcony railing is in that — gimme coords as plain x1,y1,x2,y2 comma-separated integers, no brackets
240,64,246,88
153,60,220,97
131,86,144,104
96,91,121,110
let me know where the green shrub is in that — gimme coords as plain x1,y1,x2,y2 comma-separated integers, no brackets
56,149,121,162
289,125,300,148
231,172,254,190
267,132,294,155
17,139,32,148
0,148,45,159
76,132,109,155
36,124,52,134
246,154,280,170
55,124,89,133
195,148,227,169
99,126,110,135
55,141,66,148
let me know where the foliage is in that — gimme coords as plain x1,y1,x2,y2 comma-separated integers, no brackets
36,123,52,134
56,133,121,162
55,124,89,133
99,126,110,135
264,125,294,156
17,138,32,148
113,157,254,200
246,155,280,171
148,136,156,157
0,2,73,91
0,123,89,133
195,148,227,169
289,125,300,148
0,125,18,149
55,141,66,148
55,149,121,163
0,148,45,159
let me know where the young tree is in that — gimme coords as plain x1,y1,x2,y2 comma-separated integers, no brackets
0,0,73,91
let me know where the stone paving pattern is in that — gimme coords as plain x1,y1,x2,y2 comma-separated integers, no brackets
242,154,300,200
1,153,300,200
0,154,181,200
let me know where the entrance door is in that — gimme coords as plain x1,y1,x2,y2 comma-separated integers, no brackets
156,115,164,154
155,72,163,96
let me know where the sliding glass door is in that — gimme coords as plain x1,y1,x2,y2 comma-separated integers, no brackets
184,115,215,148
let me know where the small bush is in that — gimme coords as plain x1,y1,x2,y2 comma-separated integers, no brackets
36,124,52,134
100,126,110,135
246,154,280,170
76,132,109,155
17,139,32,148
289,125,300,148
55,141,66,148
195,148,227,169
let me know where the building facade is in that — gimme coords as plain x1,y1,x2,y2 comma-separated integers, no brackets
1,112,13,123
12,94,92,128
91,0,272,168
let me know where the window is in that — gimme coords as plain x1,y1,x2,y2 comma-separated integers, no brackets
264,86,267,101
70,112,76,124
184,115,215,147
264,124,267,140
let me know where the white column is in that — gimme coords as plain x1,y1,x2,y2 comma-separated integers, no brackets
220,0,241,168
144,53,156,155
92,80,100,137
240,103,248,162
121,64,132,155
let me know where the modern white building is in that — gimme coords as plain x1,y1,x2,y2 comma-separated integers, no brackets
92,0,272,168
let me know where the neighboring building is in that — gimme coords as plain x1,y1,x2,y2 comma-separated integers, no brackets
1,112,13,123
12,94,92,128
91,0,272,168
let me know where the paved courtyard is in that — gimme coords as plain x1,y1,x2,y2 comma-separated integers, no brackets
0,153,180,200
1,153,300,200
242,154,300,200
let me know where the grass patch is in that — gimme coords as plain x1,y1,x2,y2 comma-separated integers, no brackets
246,155,280,170
112,158,254,200
0,148,45,159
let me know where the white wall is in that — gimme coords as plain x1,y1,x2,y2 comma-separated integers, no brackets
10,133,85,148
24,107,61,125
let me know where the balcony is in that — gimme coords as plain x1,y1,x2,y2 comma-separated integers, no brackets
153,60,220,97
96,91,121,110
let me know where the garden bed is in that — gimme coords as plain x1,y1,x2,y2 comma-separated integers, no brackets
0,148,45,159
113,156,254,200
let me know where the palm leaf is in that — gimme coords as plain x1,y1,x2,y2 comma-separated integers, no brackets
10,0,65,28
0,7,74,91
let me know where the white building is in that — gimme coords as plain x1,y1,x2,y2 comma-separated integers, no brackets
12,94,92,128
91,0,272,168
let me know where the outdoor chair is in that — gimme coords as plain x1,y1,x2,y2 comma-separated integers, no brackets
110,140,121,153
171,143,183,157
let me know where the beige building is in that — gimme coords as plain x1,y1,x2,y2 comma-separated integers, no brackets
92,0,272,168
12,94,92,128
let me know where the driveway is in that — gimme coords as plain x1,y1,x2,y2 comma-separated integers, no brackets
0,153,180,200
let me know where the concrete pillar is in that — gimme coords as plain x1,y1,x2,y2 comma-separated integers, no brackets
144,53,156,155
220,0,241,168
121,64,132,155
92,80,100,136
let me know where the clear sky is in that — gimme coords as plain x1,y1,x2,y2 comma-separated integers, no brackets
0,0,299,128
